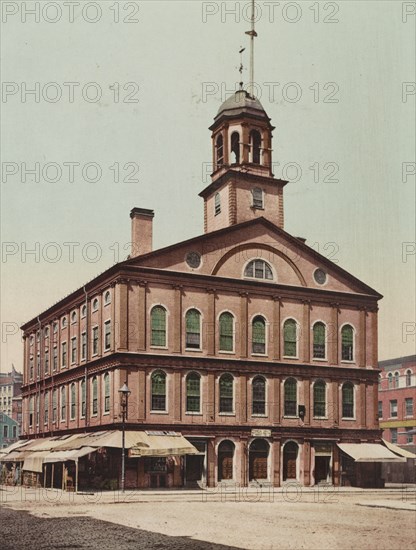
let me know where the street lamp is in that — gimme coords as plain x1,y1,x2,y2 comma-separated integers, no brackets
118,381,131,493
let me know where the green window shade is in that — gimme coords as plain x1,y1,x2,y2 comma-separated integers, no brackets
219,313,234,351
313,381,326,417
313,323,326,359
284,320,297,357
151,307,167,347
342,383,354,418
186,309,201,349
252,316,266,354
342,325,354,361
152,372,166,411
186,374,201,412
284,378,297,416
252,377,266,415
219,374,233,413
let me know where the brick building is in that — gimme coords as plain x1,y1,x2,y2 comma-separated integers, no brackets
378,355,416,453
16,89,403,489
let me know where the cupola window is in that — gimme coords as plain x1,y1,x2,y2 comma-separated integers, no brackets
216,134,224,167
250,130,262,164
215,192,221,216
231,132,240,164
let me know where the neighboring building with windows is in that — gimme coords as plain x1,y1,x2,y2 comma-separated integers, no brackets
0,413,19,448
0,365,23,434
378,355,416,454
19,89,390,489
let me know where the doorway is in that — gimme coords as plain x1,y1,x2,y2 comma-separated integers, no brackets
283,441,298,481
249,439,269,481
315,456,331,483
218,440,235,481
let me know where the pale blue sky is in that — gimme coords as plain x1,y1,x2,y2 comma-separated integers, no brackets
1,0,415,371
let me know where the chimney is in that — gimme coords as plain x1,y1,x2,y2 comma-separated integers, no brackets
130,208,154,257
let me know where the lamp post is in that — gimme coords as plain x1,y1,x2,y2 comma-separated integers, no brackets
118,382,130,493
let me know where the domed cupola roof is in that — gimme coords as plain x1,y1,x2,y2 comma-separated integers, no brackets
210,89,272,130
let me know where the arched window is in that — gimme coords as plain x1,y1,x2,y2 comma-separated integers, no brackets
151,371,166,411
219,373,233,413
186,372,201,413
406,370,412,387
342,383,354,418
218,440,235,481
313,322,326,359
71,311,77,324
219,312,234,352
92,299,99,311
151,306,167,347
250,130,262,164
186,309,201,350
81,305,87,318
215,192,221,215
252,187,263,209
244,259,273,280
378,374,382,390
104,291,111,305
284,319,297,357
252,376,266,415
388,372,393,389
92,376,98,415
284,378,297,416
341,325,354,361
70,383,76,420
394,372,399,388
252,316,266,354
231,132,240,164
104,373,110,413
60,386,66,421
216,134,224,167
81,379,86,418
313,380,326,417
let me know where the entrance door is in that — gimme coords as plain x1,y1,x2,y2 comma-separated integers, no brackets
283,442,298,481
249,439,269,481
186,455,204,483
315,456,330,483
218,440,235,481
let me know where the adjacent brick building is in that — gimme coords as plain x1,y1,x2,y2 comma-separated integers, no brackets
0,365,23,435
19,90,394,488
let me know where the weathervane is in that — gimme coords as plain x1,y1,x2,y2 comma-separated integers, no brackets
238,46,246,90
245,0,257,97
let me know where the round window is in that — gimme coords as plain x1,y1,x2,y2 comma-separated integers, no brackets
314,269,327,285
186,252,201,269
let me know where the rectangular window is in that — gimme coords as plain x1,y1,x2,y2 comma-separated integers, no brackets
44,351,49,374
36,354,40,377
71,337,77,364
391,428,398,444
405,398,413,417
61,389,66,421
52,390,57,423
104,321,111,351
3,425,8,438
29,357,34,379
92,327,99,355
390,400,397,418
81,332,87,360
378,401,383,419
53,346,58,371
61,342,67,368
406,428,414,444
12,426,17,438
44,393,49,425
29,397,34,427
81,382,86,418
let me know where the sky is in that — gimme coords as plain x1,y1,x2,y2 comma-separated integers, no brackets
1,0,415,372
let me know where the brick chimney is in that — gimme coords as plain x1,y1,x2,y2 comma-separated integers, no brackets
130,208,154,257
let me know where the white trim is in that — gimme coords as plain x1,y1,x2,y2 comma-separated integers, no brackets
149,369,168,413
281,440,301,483
311,320,328,361
242,257,275,283
339,322,356,364
184,370,202,414
250,313,269,356
149,303,169,348
311,378,327,419
103,318,112,352
217,309,236,354
184,307,203,351
340,381,356,420
249,374,268,417
104,290,112,306
282,317,300,360
313,268,329,287
217,372,235,415
91,324,99,357
282,376,299,418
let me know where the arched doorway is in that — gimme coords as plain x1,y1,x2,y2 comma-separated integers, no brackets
283,441,298,481
249,438,269,481
218,440,235,481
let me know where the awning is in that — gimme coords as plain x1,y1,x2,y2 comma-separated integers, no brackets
382,439,416,459
23,451,51,473
128,433,198,457
44,447,98,464
338,443,406,463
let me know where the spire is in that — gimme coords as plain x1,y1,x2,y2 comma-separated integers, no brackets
245,0,258,97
